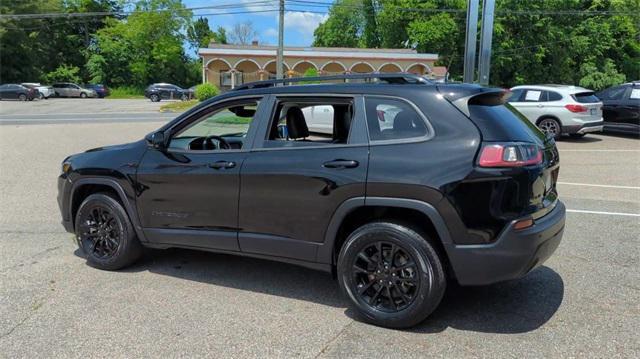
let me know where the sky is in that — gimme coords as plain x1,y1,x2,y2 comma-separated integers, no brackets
184,0,331,47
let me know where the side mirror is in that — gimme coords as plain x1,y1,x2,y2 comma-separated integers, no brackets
151,131,166,149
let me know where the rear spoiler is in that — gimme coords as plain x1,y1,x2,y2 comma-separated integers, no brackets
436,84,510,117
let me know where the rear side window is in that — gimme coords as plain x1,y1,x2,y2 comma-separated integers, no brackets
597,86,626,100
468,103,546,143
572,92,599,103
547,91,562,101
365,97,428,141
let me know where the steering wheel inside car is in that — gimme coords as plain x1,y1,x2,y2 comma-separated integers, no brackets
188,135,231,150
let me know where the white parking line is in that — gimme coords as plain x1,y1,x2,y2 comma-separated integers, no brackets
559,149,640,152
567,209,640,217
558,182,640,190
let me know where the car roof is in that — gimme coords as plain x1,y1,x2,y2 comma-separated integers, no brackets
511,84,593,93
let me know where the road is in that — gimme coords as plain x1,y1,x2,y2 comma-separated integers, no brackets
0,98,179,125
0,115,638,357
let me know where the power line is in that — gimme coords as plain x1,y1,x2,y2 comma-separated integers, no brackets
0,1,277,20
288,0,639,17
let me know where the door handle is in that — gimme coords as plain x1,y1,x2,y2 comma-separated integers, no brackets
323,159,359,169
209,160,236,169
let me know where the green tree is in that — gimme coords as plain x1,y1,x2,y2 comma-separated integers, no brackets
313,0,364,47
579,59,627,90
86,0,195,87
187,17,227,54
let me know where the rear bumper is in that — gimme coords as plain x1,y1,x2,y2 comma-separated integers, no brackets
445,201,565,286
563,120,604,135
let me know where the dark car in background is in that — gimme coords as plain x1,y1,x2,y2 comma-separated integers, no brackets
0,84,36,101
144,83,188,102
84,84,110,98
597,82,640,135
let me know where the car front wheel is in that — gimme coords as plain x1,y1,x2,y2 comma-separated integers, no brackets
75,193,142,270
80,92,87,98
337,221,446,328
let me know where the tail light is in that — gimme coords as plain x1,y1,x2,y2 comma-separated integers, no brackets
376,110,386,122
478,143,543,168
565,104,587,113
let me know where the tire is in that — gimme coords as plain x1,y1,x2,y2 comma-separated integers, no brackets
537,117,562,140
38,92,44,100
337,221,446,328
181,94,188,101
18,94,27,101
74,193,142,270
150,94,160,102
80,92,87,98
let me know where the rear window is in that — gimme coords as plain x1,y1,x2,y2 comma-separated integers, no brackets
572,92,599,103
468,103,546,144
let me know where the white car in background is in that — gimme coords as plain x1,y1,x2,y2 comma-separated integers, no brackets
508,85,603,139
21,83,55,99
303,104,401,134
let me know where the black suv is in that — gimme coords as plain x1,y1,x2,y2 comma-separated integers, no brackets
597,82,640,135
144,83,188,102
58,74,565,328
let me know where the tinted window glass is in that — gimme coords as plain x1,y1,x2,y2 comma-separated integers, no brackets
365,97,428,141
507,89,523,102
468,103,545,144
572,92,600,103
547,91,562,101
597,87,625,100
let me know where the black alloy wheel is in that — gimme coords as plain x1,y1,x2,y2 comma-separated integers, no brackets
78,205,121,260
75,193,142,270
351,241,419,312
338,222,446,328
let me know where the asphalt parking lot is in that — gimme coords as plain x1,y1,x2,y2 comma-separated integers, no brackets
0,116,638,357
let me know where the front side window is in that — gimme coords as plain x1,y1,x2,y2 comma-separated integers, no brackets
169,100,260,151
365,97,428,141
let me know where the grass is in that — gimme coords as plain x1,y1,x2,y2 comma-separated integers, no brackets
159,99,198,112
108,86,145,99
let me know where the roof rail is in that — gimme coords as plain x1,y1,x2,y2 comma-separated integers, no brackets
232,73,430,91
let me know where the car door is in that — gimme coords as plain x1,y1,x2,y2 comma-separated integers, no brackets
2,85,17,99
135,96,267,250
69,84,81,97
618,87,640,128
237,95,369,262
509,88,543,123
599,86,628,123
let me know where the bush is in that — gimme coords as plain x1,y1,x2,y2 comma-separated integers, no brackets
195,83,220,101
109,86,145,99
42,65,81,84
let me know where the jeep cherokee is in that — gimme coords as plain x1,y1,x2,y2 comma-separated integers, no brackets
58,74,565,328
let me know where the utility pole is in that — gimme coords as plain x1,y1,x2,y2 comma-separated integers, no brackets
463,0,479,83
478,0,496,85
276,0,285,80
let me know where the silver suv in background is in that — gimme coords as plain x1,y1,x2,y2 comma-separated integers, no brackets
52,83,97,98
508,85,603,139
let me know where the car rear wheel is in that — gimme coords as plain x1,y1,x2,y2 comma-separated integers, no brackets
150,94,160,102
181,94,188,101
80,92,87,98
538,117,562,140
337,221,446,328
38,92,44,100
18,94,27,101
74,193,142,270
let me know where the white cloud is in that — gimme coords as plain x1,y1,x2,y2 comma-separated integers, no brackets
263,27,279,38
283,11,328,40
241,0,278,16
